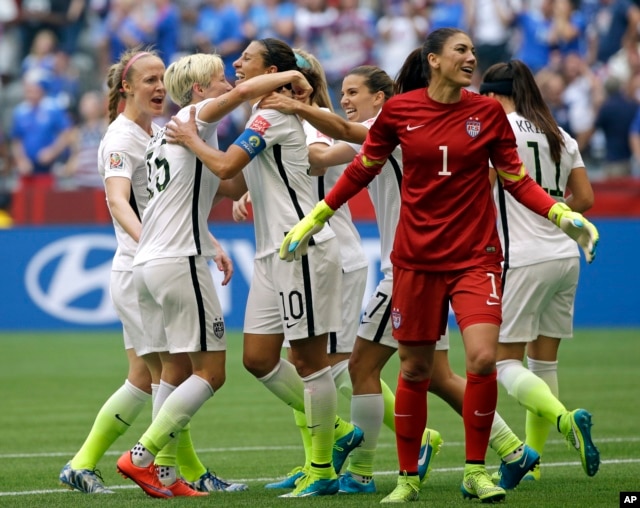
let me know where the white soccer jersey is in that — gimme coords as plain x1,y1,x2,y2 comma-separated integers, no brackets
346,117,402,277
134,99,222,266
98,114,159,271
303,116,367,273
493,112,581,268
242,105,335,259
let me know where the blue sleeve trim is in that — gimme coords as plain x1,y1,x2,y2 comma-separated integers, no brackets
232,129,267,160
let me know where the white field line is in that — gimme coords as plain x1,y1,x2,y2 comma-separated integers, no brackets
1,438,638,497
2,436,638,459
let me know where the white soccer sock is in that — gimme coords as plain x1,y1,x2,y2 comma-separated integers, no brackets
140,375,214,457
153,380,177,420
331,359,352,400
347,393,384,477
526,357,559,396
302,366,337,468
259,359,305,412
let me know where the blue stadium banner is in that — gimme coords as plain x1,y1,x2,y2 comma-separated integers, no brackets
0,220,638,330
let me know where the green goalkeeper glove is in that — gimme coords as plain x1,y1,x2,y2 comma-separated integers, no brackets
279,200,335,261
548,202,599,263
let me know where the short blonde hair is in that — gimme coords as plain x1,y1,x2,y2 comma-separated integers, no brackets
165,53,225,107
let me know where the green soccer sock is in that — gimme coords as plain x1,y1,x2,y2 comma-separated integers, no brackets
71,380,149,470
293,408,312,470
525,358,560,454
497,359,566,425
303,367,337,476
489,411,524,460
175,423,207,482
381,378,396,432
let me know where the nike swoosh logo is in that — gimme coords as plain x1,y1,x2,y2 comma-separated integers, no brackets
169,432,176,439
418,440,429,466
486,300,500,306
406,124,425,131
346,433,356,446
285,321,299,329
140,480,173,497
572,428,580,450
518,451,530,468
474,410,495,417
115,414,131,426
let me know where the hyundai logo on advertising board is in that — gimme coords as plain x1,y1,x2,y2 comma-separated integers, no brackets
25,234,118,324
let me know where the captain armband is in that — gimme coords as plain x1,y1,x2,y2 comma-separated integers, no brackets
232,129,267,160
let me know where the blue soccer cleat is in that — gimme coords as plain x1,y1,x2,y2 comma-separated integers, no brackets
338,471,376,494
265,466,307,489
418,428,443,484
279,473,339,497
560,409,600,477
333,424,364,473
495,444,540,490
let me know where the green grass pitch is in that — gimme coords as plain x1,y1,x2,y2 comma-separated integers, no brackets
0,329,638,507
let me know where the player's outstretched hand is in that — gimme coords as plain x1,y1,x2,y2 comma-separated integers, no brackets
548,202,599,263
279,200,335,261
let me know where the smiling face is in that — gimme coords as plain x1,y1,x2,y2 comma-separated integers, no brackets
201,69,233,99
429,32,476,88
123,55,166,118
232,41,271,84
340,74,380,122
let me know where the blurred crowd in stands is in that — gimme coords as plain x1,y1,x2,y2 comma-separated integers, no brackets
2,0,640,227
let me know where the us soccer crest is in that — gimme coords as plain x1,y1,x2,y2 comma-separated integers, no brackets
466,117,481,138
213,317,225,338
391,307,402,329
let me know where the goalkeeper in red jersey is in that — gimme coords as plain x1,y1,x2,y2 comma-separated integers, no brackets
280,27,598,504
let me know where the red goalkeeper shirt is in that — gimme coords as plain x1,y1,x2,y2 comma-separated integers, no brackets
325,88,557,272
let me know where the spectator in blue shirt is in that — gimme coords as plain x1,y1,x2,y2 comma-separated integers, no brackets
10,71,72,190
194,0,245,81
154,0,180,65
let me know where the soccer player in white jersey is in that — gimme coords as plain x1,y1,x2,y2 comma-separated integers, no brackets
256,48,368,489
480,59,600,481
163,38,344,498
114,52,316,498
58,49,168,495
262,61,542,496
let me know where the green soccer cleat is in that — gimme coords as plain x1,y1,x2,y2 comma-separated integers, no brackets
278,473,339,498
461,465,506,503
559,409,600,477
380,473,420,503
418,428,443,484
